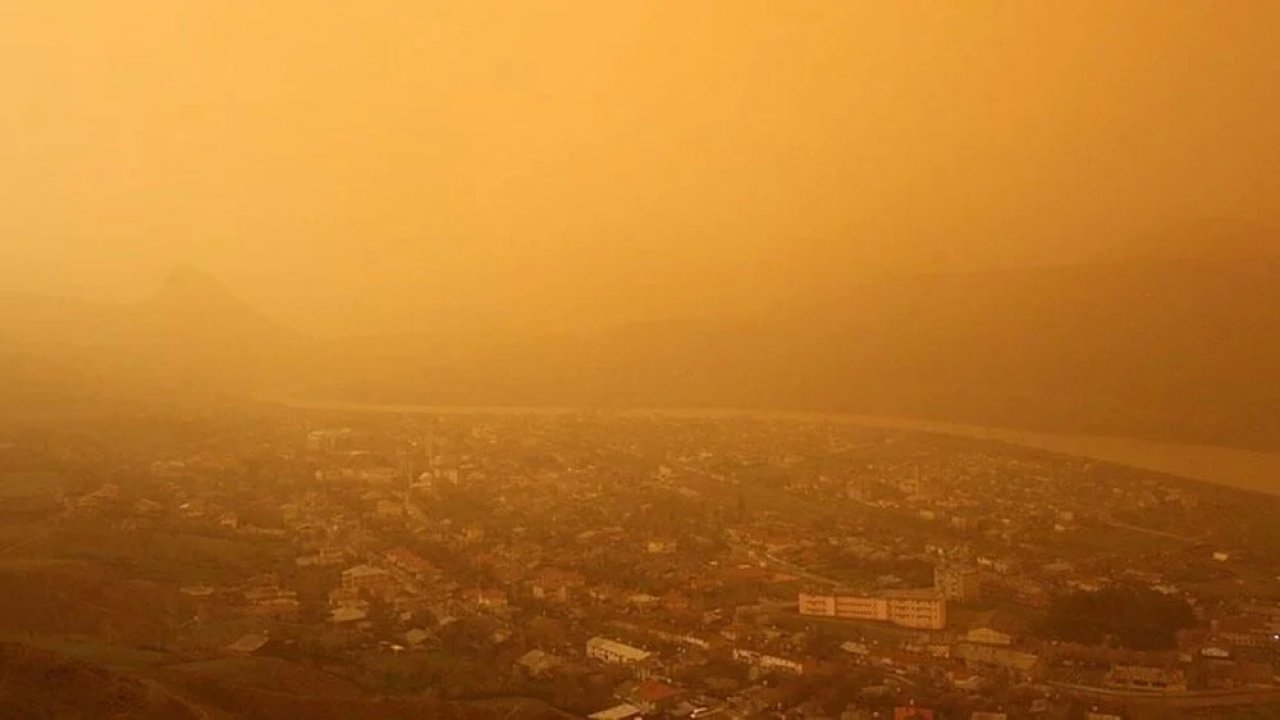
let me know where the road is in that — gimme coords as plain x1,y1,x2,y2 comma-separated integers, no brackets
1050,680,1280,710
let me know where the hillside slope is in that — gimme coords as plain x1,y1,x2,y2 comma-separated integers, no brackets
0,642,205,720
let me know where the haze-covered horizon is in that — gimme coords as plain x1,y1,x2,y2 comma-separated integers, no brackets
4,1,1279,336
8,6,1280,715
5,222,1277,340
4,0,1280,451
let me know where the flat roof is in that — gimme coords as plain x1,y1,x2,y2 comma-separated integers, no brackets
588,703,642,720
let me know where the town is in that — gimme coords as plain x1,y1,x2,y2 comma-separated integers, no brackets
3,405,1280,720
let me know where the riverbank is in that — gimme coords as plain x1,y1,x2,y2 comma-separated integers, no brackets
279,399,1280,497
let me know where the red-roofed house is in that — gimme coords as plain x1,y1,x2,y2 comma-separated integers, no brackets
620,679,686,714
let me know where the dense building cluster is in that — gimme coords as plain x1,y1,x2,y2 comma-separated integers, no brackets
4,408,1280,719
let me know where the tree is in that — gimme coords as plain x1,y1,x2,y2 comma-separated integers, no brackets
1038,585,1194,650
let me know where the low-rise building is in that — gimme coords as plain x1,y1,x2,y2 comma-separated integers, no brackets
1105,665,1188,692
342,564,399,598
619,678,686,714
965,626,1014,646
530,567,586,603
953,643,1042,680
588,703,643,720
383,546,437,583
465,587,509,610
587,637,652,664
732,648,805,675
964,610,1023,646
515,649,561,677
243,587,300,620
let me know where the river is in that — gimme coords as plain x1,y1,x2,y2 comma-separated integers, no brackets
283,400,1280,497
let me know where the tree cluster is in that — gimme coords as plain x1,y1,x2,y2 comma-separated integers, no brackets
1038,585,1194,650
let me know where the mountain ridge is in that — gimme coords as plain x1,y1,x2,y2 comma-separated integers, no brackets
3,251,1279,449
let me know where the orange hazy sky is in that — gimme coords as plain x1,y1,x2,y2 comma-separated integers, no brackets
2,1,1277,335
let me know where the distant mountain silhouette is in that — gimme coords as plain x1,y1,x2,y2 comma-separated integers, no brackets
3,240,1280,449
125,266,310,385
309,255,1280,448
0,267,311,410
153,264,257,313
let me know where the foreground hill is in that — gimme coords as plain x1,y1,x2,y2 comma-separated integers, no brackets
0,641,575,720
0,642,205,720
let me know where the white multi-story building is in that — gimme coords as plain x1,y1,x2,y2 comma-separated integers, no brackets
885,589,948,629
798,589,947,630
838,594,892,621
798,592,837,616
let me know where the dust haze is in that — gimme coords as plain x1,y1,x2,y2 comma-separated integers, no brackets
3,2,1277,334
3,3,1280,720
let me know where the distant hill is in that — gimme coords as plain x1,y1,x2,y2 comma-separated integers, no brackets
3,243,1280,449
308,256,1280,448
0,267,313,410
787,256,1280,447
